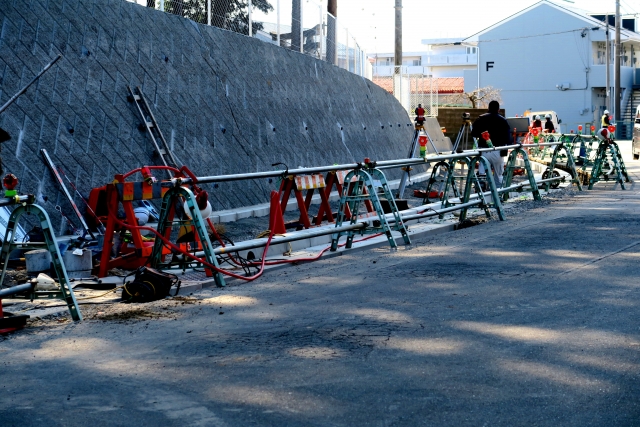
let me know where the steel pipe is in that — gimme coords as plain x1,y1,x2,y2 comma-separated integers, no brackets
0,283,34,298
0,195,33,208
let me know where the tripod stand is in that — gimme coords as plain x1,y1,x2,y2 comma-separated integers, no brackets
452,114,473,152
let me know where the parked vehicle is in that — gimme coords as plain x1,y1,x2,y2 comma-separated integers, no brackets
632,105,640,160
526,111,563,134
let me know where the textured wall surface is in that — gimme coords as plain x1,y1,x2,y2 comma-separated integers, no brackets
0,0,412,232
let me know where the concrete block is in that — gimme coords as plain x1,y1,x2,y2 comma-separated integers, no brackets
62,248,92,278
25,249,52,273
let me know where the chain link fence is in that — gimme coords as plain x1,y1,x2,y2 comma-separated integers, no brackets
135,0,370,78
372,67,438,119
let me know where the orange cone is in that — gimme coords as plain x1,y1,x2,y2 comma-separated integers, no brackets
269,191,286,235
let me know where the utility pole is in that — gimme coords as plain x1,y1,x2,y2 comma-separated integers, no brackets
327,0,337,65
614,0,621,137
605,14,610,113
394,0,402,72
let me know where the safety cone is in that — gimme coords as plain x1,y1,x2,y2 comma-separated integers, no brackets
269,191,286,235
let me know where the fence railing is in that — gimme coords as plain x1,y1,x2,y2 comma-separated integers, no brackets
372,66,438,119
133,0,372,79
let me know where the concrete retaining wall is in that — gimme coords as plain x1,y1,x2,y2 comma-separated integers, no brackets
0,0,412,234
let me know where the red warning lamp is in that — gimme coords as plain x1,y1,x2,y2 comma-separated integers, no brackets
418,135,428,146
570,130,574,134
531,128,539,137
481,131,491,141
591,125,595,132
608,125,616,133
578,125,583,132
3,173,18,197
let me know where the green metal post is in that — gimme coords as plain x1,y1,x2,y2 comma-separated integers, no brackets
0,204,82,321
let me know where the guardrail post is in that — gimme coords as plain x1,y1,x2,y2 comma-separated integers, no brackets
503,148,541,202
459,155,505,222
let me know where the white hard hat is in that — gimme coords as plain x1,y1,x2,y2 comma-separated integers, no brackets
545,114,551,119
604,110,610,115
535,115,540,120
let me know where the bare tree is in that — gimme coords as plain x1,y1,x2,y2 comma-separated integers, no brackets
443,86,502,109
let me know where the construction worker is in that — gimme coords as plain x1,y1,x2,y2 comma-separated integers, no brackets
471,100,511,187
601,110,611,127
414,104,426,128
531,115,542,129
544,114,555,133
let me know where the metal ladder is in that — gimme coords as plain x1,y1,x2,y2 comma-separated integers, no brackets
127,86,178,179
0,203,82,321
331,165,411,251
588,140,630,189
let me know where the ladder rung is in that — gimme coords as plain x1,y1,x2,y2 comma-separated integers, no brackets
133,95,141,101
146,122,154,128
158,149,166,155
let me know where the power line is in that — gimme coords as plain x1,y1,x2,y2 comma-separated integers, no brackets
476,26,602,43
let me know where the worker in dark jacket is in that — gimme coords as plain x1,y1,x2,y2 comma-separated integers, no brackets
544,114,555,133
471,100,511,187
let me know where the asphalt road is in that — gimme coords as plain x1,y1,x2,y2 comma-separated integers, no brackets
1,143,640,426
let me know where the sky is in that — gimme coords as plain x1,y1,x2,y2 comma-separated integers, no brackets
335,0,640,53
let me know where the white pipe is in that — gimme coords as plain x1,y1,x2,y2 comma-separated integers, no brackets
248,0,252,37
300,0,304,53
276,0,280,46
207,0,211,25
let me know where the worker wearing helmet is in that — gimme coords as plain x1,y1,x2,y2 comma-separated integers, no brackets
544,114,555,133
532,115,542,129
601,110,611,127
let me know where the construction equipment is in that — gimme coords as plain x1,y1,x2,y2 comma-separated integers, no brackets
452,112,473,152
502,148,542,201
127,86,178,178
458,155,505,222
331,160,411,251
41,149,95,239
587,130,629,189
0,190,82,321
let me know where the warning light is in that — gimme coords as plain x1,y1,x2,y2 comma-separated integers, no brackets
591,126,595,132
3,173,18,197
531,128,539,137
481,131,490,141
578,125,583,131
608,125,616,133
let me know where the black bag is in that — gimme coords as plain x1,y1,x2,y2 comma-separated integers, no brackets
122,266,180,303
500,149,508,157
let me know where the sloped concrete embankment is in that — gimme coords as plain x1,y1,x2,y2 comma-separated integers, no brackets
0,0,413,233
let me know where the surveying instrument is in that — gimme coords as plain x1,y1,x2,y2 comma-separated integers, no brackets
452,112,473,152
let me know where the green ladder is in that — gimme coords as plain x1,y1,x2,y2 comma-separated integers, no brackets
458,155,505,222
545,143,583,191
423,160,461,205
149,186,226,287
0,203,82,321
502,148,542,202
588,140,630,190
331,166,411,251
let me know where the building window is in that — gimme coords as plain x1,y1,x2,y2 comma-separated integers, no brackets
466,47,477,54
413,59,421,66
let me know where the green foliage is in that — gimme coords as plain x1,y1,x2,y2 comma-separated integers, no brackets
157,0,273,35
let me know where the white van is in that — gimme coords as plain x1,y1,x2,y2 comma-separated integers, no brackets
632,105,640,160
526,111,563,134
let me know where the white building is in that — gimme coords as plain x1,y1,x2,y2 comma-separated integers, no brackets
369,1,640,136
462,1,640,135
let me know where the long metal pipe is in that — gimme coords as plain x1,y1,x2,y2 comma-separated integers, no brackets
0,54,62,115
0,282,34,298
188,173,566,258
170,142,570,186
